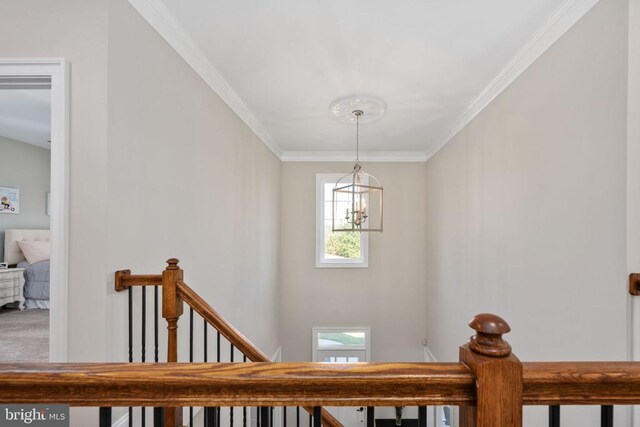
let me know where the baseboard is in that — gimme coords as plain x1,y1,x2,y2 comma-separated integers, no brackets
423,345,438,362
271,345,282,362
112,413,128,427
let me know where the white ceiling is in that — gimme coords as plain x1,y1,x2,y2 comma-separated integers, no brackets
0,89,51,150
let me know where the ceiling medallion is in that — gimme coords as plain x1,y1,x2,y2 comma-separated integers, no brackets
329,96,386,124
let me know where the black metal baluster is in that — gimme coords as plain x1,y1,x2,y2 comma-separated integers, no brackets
368,407,375,427
189,307,194,427
128,287,133,427
283,407,287,427
601,406,613,427
257,408,261,427
205,407,219,427
204,320,208,361
154,286,159,362
261,407,271,427
549,406,560,427
153,408,164,427
296,407,300,427
217,332,221,427
313,407,321,427
270,407,273,427
153,286,161,426
417,407,426,427
99,407,112,427
243,354,247,427
141,286,146,427
230,343,235,427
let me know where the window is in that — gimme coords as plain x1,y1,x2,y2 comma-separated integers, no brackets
312,327,371,362
316,173,368,268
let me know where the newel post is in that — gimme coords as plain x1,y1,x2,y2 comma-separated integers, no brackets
162,258,184,427
459,314,523,427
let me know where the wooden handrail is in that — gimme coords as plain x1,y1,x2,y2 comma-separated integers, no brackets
2,361,640,407
114,270,162,291
522,362,640,405
177,280,270,362
0,362,474,407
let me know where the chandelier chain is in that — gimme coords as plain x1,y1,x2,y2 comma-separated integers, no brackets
356,111,360,163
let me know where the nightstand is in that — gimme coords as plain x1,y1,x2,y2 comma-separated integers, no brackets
0,268,25,310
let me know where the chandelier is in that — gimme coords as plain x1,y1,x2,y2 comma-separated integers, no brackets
332,109,383,233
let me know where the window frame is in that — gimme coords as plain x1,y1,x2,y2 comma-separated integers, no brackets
312,327,372,362
316,173,369,268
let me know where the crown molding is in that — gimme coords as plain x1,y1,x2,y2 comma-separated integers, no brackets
425,0,600,161
126,0,282,158
281,150,428,162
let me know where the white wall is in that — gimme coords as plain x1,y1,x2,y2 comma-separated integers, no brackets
106,0,281,361
0,136,51,262
1,1,281,424
280,162,427,363
425,0,629,425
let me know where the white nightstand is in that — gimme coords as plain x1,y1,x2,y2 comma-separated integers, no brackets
0,268,25,310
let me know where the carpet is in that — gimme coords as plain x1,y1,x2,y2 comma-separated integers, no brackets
0,308,49,362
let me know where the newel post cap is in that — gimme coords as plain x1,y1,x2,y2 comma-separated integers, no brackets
166,258,180,270
467,313,512,357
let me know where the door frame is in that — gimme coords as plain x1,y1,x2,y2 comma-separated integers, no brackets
0,58,69,362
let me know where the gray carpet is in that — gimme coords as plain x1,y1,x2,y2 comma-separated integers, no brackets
0,308,49,362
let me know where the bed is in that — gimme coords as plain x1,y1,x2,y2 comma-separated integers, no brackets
3,229,50,309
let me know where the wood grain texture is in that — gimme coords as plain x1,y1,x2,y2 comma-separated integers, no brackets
459,313,522,427
522,362,640,405
0,362,475,407
459,345,523,427
114,271,162,290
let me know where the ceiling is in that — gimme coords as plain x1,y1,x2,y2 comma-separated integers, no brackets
138,0,599,160
0,89,51,150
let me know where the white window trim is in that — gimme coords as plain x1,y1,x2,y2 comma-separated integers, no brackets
312,327,372,362
316,173,369,268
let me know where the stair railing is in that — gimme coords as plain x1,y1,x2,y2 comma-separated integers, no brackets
115,258,342,427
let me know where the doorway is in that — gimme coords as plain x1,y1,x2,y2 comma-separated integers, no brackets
0,59,69,362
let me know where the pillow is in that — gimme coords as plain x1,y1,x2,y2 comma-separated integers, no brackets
17,240,50,264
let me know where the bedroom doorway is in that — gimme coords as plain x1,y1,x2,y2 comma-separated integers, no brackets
0,60,69,363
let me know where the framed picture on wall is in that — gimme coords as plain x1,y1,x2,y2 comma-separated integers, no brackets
0,187,19,214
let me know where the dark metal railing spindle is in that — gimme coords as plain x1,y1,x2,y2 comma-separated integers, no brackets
312,407,321,427
549,405,560,427
296,407,300,427
601,405,613,427
217,331,221,427
189,307,194,427
128,287,133,427
368,407,375,427
99,407,112,427
141,286,146,427
153,286,161,426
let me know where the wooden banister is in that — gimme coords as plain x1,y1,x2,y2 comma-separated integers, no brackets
3,361,640,407
177,280,343,427
0,362,474,407
522,362,640,405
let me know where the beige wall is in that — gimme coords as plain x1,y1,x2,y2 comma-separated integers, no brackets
425,0,629,424
0,0,110,364
0,136,51,262
280,162,427,363
1,0,281,407
106,0,281,362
